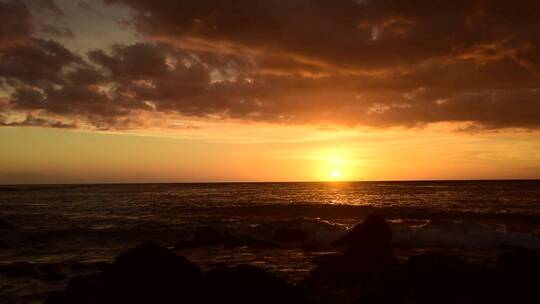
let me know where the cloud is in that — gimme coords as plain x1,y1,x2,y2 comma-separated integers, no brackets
1,0,540,130
0,0,33,47
0,113,78,129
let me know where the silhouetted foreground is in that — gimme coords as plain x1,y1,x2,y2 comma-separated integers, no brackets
41,215,540,304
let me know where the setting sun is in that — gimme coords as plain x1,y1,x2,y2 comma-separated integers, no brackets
331,169,341,179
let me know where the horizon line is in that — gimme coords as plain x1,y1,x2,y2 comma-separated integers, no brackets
1,178,539,187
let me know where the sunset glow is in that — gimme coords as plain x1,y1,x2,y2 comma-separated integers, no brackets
331,169,341,179
1,0,540,184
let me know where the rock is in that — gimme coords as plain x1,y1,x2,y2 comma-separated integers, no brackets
497,248,540,302
0,240,10,249
104,241,203,302
44,273,107,304
355,291,402,304
304,216,398,301
405,252,472,304
44,242,203,304
0,218,15,229
333,215,392,252
0,261,36,277
273,228,308,243
203,264,307,304
498,247,540,282
339,215,397,273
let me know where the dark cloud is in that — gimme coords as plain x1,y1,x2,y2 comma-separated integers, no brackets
1,0,540,130
0,113,77,129
0,1,33,47
0,38,83,85
27,0,65,16
40,24,75,38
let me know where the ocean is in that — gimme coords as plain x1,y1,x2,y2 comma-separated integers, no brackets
1,180,540,303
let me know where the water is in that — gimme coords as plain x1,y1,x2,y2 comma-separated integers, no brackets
1,180,540,303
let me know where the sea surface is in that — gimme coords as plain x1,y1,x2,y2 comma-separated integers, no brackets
1,180,540,303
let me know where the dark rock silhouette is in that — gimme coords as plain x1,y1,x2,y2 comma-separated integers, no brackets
44,241,304,304
273,227,308,243
45,242,203,304
0,261,36,277
355,291,402,304
203,264,307,304
405,253,473,304
40,217,540,304
0,218,15,229
0,240,10,249
333,214,392,251
497,248,540,303
304,215,398,302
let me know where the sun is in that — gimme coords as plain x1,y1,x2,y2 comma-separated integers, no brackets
331,169,341,179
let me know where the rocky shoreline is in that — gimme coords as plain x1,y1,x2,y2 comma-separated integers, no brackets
2,215,539,304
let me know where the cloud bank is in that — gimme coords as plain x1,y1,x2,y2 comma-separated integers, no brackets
1,0,540,130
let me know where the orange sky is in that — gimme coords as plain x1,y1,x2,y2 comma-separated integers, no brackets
1,0,540,183
2,122,540,184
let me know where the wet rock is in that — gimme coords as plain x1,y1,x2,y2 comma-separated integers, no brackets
498,247,540,282
305,215,398,301
334,215,392,251
405,252,472,304
0,240,10,249
0,218,15,229
203,264,307,304
104,241,203,302
355,291,402,304
44,242,203,304
44,273,107,304
273,227,308,243
497,248,540,302
0,261,36,277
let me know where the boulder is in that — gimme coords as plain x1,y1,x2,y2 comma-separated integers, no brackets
498,247,540,283
355,291,402,304
0,218,15,229
497,248,540,303
334,215,392,252
203,264,307,304
405,252,472,304
0,261,36,277
44,242,203,304
304,215,398,300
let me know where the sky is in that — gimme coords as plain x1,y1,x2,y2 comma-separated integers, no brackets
1,0,540,184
